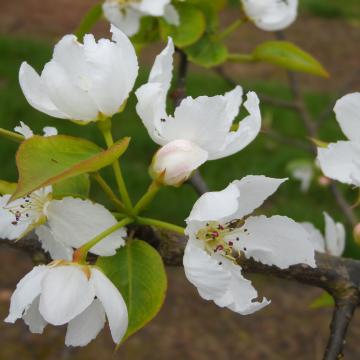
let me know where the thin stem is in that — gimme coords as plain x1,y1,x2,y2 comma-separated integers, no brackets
97,119,134,212
91,173,127,213
189,170,209,196
227,53,255,63
217,19,247,40
0,128,24,143
73,217,133,263
137,216,185,235
134,181,162,215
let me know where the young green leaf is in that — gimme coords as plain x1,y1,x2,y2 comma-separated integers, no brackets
75,3,103,40
252,41,329,78
0,180,17,195
52,174,90,199
159,3,205,48
310,292,334,309
97,240,167,343
11,135,130,201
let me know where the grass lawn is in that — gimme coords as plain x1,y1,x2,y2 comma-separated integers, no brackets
0,35,359,258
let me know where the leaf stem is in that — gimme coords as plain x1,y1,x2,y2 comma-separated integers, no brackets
0,128,24,143
134,181,162,215
73,217,133,263
227,53,255,63
217,18,247,40
98,119,134,213
137,216,185,235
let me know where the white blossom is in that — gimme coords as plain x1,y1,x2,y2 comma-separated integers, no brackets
183,175,316,314
302,212,345,256
5,263,128,347
102,0,179,37
19,26,138,123
0,187,126,260
241,0,298,31
136,39,262,186
14,121,58,139
317,93,360,186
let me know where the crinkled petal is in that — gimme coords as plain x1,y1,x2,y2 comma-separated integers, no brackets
333,92,360,142
301,222,325,253
230,215,316,269
318,141,360,185
42,127,58,137
209,91,261,160
324,212,345,256
5,266,48,323
14,121,34,139
91,268,128,344
39,266,95,326
65,299,106,347
23,297,47,334
45,197,126,257
19,62,67,119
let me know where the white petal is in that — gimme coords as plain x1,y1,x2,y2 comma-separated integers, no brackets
23,297,47,334
45,198,126,256
231,215,316,269
301,222,325,253
35,225,73,261
90,268,128,344
333,92,360,142
19,62,67,119
324,212,345,256
152,139,209,186
209,91,261,160
14,121,34,139
133,0,170,16
242,0,298,31
39,265,95,325
163,4,180,26
65,299,106,347
43,127,58,137
317,141,360,185
5,266,48,323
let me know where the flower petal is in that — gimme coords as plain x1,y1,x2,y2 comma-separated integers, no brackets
23,297,47,334
90,268,128,344
163,4,180,26
39,265,95,326
231,215,316,269
317,141,360,185
65,299,106,347
301,222,325,253
5,266,48,323
333,92,360,142
14,121,34,139
42,127,58,137
133,0,171,16
324,212,345,256
45,197,126,256
19,62,67,119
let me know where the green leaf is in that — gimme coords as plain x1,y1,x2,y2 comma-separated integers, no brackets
310,292,334,309
12,135,130,201
53,174,90,199
252,41,329,78
186,35,228,68
97,240,167,342
131,17,160,48
159,3,205,48
0,180,17,195
75,3,103,40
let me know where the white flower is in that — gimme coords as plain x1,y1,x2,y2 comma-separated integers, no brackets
19,26,138,123
136,39,262,186
102,0,179,37
302,212,345,257
183,175,316,315
0,187,126,260
5,263,128,347
317,93,360,186
289,161,314,192
14,121,58,139
241,0,298,31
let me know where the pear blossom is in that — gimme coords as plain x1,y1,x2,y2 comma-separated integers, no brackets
19,26,138,123
102,0,179,37
302,212,345,256
317,93,360,186
136,39,262,186
5,262,128,347
241,0,298,31
183,175,316,314
14,121,58,139
0,187,126,260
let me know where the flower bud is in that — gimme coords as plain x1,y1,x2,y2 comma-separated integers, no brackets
150,139,208,187
353,223,360,246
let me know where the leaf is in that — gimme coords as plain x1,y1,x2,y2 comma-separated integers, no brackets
252,41,329,78
12,135,130,201
159,3,205,48
53,174,90,199
310,292,334,309
0,180,17,195
131,17,160,48
97,240,167,342
186,35,228,68
75,3,103,40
